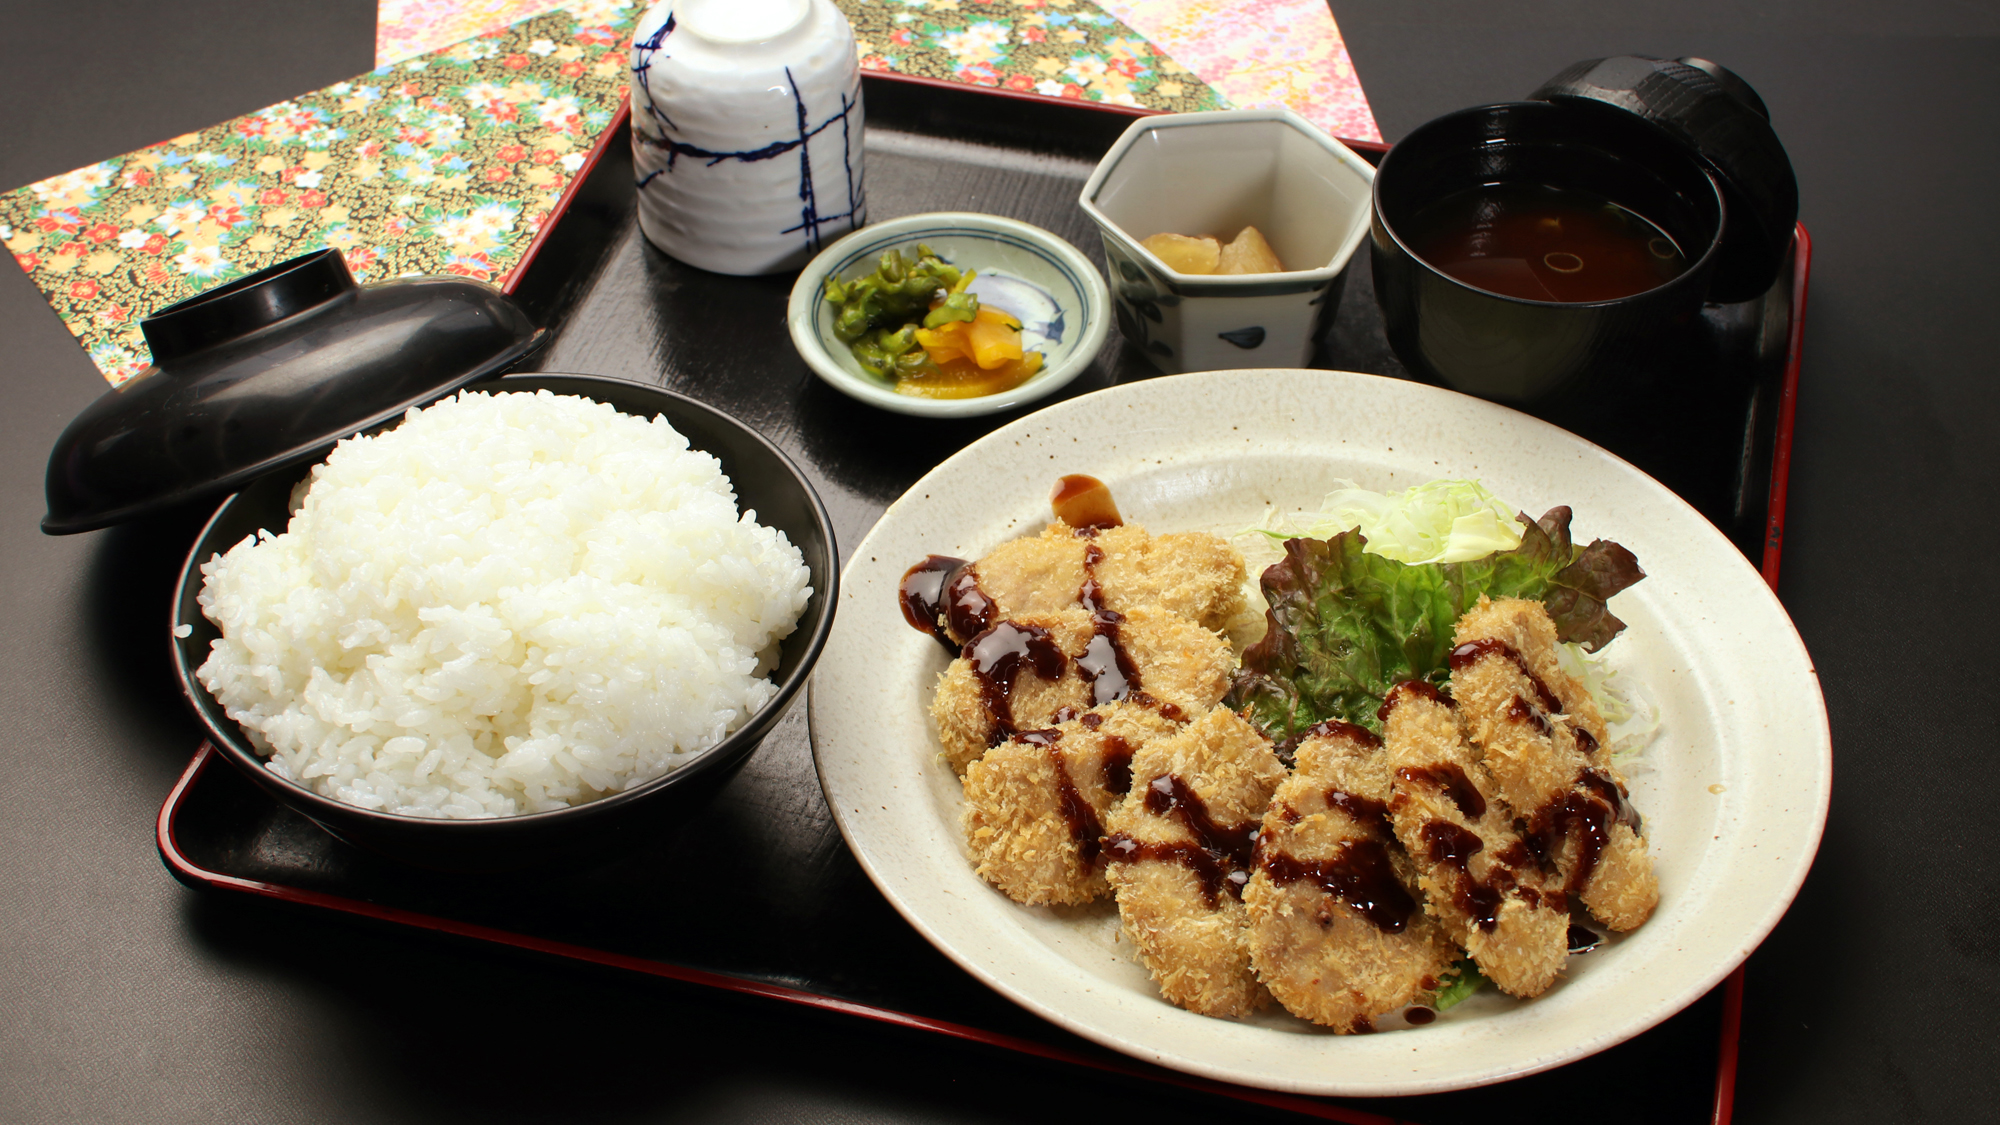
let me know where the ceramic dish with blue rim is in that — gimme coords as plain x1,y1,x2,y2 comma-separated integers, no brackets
786,212,1110,417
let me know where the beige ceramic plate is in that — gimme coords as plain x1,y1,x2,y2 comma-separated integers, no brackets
809,369,1828,1096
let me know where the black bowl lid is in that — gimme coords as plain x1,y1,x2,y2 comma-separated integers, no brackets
42,249,543,534
1529,56,1798,302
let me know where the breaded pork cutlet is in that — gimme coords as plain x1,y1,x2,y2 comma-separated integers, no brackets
1104,707,1286,1019
941,521,1245,644
961,702,1183,906
931,606,1233,775
1381,683,1569,998
1450,596,1658,931
1244,721,1457,1032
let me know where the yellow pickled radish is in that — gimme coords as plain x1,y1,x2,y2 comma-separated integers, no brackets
918,305,1024,370
966,306,1024,369
897,350,1043,399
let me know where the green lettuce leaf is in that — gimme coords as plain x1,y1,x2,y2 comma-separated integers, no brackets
1227,506,1644,741
1430,958,1487,1011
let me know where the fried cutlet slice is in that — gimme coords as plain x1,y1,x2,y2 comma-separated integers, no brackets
961,702,1183,906
1382,683,1569,999
954,522,1245,641
931,606,1233,775
1244,722,1457,1032
1103,707,1285,1019
1451,596,1658,931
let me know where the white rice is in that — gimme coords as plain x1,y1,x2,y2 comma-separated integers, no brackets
194,389,812,819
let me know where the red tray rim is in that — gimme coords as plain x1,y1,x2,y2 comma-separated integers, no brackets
163,77,1812,1123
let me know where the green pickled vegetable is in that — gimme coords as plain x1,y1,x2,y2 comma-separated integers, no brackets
823,244,977,380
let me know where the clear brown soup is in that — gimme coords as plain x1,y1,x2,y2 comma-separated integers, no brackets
1406,183,1688,303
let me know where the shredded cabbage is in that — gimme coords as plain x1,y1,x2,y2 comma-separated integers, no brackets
1245,479,1525,565
1555,642,1663,770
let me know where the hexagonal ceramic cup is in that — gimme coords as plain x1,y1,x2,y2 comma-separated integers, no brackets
1078,108,1374,374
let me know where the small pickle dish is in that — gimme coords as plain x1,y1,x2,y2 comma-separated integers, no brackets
43,250,837,871
787,212,1110,417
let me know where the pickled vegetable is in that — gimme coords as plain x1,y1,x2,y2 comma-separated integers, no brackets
823,242,1044,397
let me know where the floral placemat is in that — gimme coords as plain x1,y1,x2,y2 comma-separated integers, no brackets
841,0,1225,114
2,3,637,385
379,1,1376,138
1096,0,1379,142
379,0,572,66
8,0,1379,386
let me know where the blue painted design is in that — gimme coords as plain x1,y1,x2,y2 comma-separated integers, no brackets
1218,326,1267,349
630,13,679,139
632,64,863,254
965,271,1063,348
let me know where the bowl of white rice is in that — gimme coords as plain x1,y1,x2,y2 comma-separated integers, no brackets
169,372,836,870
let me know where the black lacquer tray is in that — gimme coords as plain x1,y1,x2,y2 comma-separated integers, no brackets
160,75,1809,1125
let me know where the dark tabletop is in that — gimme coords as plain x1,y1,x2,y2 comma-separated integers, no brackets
3,3,1996,1122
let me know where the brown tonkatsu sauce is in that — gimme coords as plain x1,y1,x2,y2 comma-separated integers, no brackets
1450,637,1563,715
1423,822,1505,931
1014,727,1108,868
1277,718,1383,768
1050,474,1123,530
899,555,965,650
897,555,997,653
1505,695,1552,736
1072,541,1147,708
1075,577,1143,707
946,567,997,642
1416,820,1556,932
1405,1006,1438,1025
1378,679,1448,720
1527,766,1642,892
1299,718,1384,747
1100,734,1135,795
1568,924,1603,953
1324,789,1394,837
1102,835,1247,906
1396,763,1488,820
964,620,1065,744
1127,691,1186,722
1144,774,1261,870
1422,820,1484,869
1104,772,1262,906
1258,837,1418,933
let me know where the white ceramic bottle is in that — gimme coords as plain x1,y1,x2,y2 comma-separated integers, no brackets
629,0,866,275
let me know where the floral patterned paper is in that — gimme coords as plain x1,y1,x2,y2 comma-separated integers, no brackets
378,0,574,65
1095,0,1380,141
0,4,637,385
7,0,1379,386
840,0,1226,113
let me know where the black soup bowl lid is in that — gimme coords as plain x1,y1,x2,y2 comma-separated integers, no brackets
1528,55,1798,303
42,248,543,534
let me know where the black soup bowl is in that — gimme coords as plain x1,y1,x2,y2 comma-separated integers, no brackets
1372,100,1726,404
170,372,838,872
